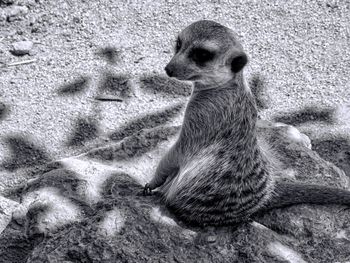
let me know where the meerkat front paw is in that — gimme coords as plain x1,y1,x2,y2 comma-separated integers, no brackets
143,183,153,196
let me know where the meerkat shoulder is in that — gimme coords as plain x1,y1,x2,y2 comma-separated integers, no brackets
144,20,350,226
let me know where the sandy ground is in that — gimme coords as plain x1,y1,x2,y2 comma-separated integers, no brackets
0,1,350,262
0,0,349,165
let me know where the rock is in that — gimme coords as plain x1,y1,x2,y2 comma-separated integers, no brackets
4,5,28,22
11,40,33,56
0,195,19,234
0,9,6,21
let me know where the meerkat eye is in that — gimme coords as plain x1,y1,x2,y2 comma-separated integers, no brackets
175,38,182,53
190,48,215,64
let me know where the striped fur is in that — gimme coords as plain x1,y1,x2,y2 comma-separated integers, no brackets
146,20,350,226
161,75,274,226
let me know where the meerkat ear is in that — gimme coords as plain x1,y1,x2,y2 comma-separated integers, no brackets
231,52,248,73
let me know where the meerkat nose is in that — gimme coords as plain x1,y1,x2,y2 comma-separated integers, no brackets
165,65,174,77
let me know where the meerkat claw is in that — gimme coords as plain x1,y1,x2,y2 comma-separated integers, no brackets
143,183,153,196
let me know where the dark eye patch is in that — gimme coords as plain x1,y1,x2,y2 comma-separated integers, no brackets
190,48,215,65
175,38,182,53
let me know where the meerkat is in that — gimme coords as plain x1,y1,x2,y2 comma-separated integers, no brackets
144,20,350,226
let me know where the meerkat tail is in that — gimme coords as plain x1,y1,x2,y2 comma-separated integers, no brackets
263,181,350,211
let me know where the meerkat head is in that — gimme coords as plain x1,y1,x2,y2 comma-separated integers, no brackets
165,20,248,88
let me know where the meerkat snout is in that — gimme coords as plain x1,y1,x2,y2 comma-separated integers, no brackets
164,64,174,77
165,20,248,88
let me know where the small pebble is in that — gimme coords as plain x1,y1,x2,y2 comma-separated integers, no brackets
28,16,36,26
16,0,36,7
11,40,33,56
5,5,28,22
73,17,80,23
0,10,6,22
207,235,217,243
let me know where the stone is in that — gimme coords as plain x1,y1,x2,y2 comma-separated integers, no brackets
4,5,28,22
0,10,6,21
0,195,19,234
11,40,33,56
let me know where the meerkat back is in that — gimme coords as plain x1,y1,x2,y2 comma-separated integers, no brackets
145,20,350,227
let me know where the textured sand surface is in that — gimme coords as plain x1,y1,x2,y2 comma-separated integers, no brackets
0,0,349,163
0,1,350,262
